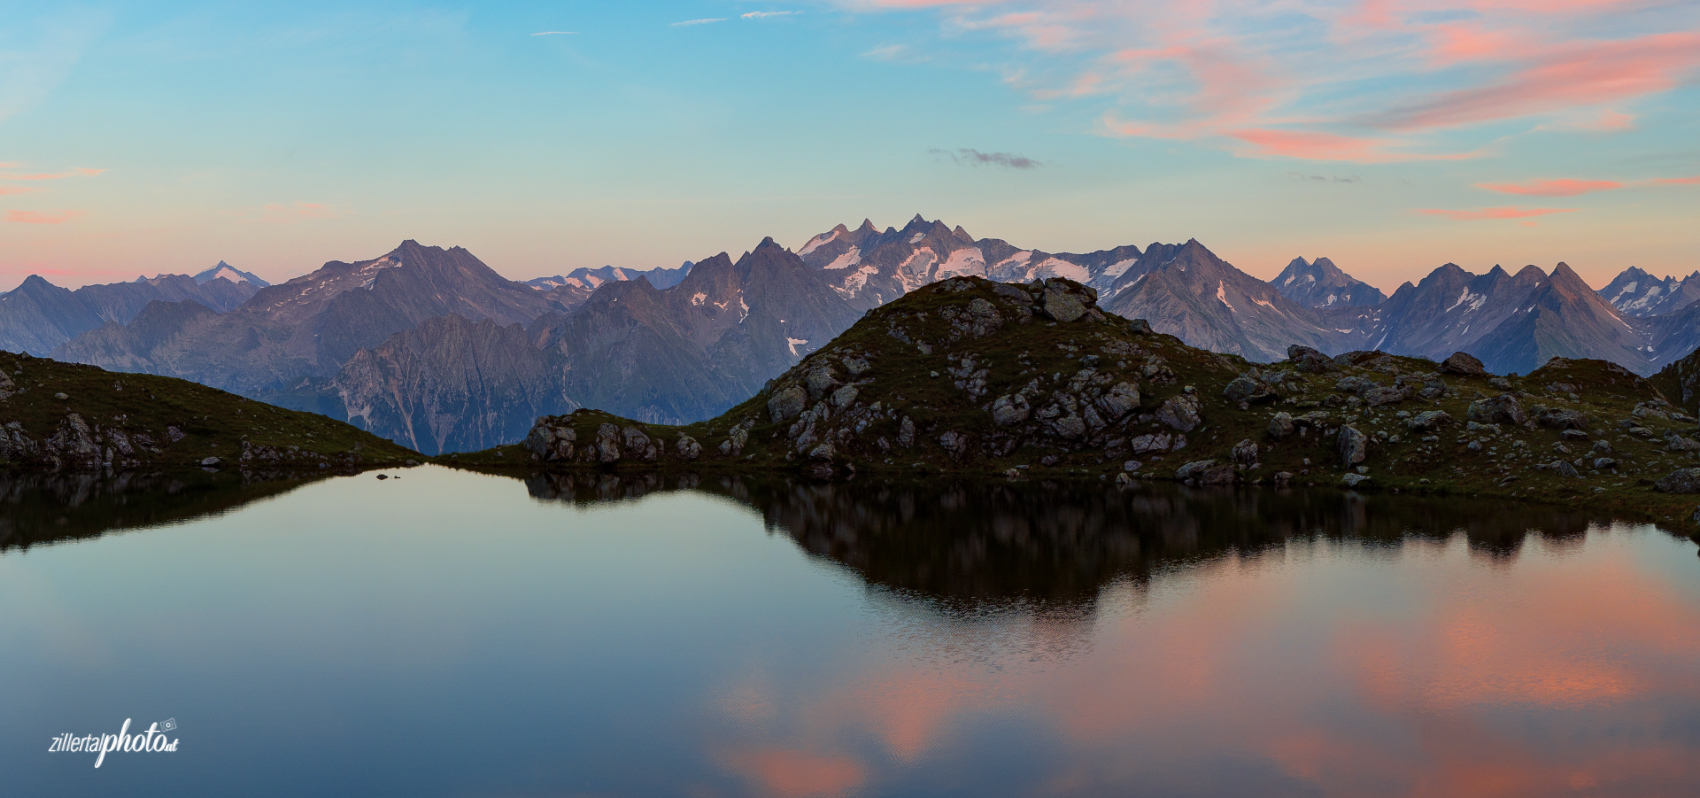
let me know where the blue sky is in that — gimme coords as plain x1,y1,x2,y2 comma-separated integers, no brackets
2,0,1698,292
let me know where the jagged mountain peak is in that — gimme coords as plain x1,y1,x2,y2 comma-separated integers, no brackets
1273,254,1385,309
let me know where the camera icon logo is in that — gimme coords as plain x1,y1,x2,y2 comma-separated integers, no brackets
160,718,178,732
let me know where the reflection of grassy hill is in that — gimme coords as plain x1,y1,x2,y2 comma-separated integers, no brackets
0,469,340,552
448,276,1700,525
0,352,418,470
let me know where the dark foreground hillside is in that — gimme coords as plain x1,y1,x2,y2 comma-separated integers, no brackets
0,352,418,470
448,276,1700,525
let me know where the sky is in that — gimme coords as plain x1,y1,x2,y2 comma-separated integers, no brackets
2,0,1698,293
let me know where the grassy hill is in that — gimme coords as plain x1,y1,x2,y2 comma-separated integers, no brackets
0,351,418,470
445,276,1700,526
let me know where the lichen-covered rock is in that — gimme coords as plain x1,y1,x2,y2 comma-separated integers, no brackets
1223,375,1272,404
1655,468,1700,493
595,424,622,463
990,393,1031,426
1231,438,1259,467
1536,407,1589,430
767,385,808,423
1468,394,1527,426
1405,410,1453,432
804,367,839,400
1156,393,1202,432
1337,425,1367,466
1096,382,1141,420
1039,281,1092,323
1129,433,1174,454
1175,460,1235,484
1439,352,1488,376
1287,345,1338,374
523,422,578,462
1267,412,1295,438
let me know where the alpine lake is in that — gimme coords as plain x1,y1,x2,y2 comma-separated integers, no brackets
3,465,1698,797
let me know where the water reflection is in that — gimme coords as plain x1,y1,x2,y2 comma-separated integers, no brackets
523,472,1622,605
0,468,344,552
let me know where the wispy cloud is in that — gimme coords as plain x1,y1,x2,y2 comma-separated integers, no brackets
0,186,40,195
6,209,83,225
742,11,802,19
833,1,1700,162
1417,206,1577,221
1477,179,1622,197
671,18,727,27
0,166,105,180
1653,176,1700,186
1288,172,1362,183
530,31,578,37
929,148,1041,169
862,44,910,61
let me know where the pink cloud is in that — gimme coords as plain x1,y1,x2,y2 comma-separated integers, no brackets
1373,32,1700,131
1229,129,1391,161
0,167,105,181
0,186,41,196
1653,176,1700,186
1417,206,1577,221
6,209,83,225
719,748,867,798
1476,178,1623,197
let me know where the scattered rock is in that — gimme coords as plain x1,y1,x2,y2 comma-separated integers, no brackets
1439,352,1487,376
1156,393,1202,432
767,385,808,423
1337,425,1368,466
1267,412,1295,439
990,393,1031,426
1286,345,1338,374
54,392,69,401
1340,473,1373,489
1655,468,1700,493
1593,458,1617,470
1405,410,1453,432
1468,394,1526,426
1175,459,1235,484
201,456,220,467
1230,438,1259,467
1535,407,1589,430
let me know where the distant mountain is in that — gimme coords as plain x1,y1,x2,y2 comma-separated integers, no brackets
525,262,693,310
55,240,561,395
1331,262,1653,375
798,215,1141,309
1598,266,1700,318
1273,257,1385,308
332,239,858,452
1097,240,1338,362
193,261,270,288
0,272,261,356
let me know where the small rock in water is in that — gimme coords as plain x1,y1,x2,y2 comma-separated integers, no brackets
200,456,220,467
377,474,389,480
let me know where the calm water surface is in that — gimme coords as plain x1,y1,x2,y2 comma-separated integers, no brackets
2,466,1698,797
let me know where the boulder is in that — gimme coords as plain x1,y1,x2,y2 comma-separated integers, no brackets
1230,439,1259,467
1655,468,1700,493
1286,345,1338,374
1405,410,1453,432
1039,281,1092,323
1362,386,1407,406
830,384,859,409
1096,382,1141,420
1156,393,1202,432
676,435,702,460
990,393,1031,426
1439,352,1488,376
1337,425,1368,466
595,424,622,463
1468,394,1527,426
1223,375,1274,404
1556,460,1581,478
1340,473,1373,489
1127,319,1153,335
1267,412,1295,439
1536,407,1589,430
767,385,808,423
1666,433,1700,453
1129,433,1174,454
1175,460,1235,484
804,367,840,400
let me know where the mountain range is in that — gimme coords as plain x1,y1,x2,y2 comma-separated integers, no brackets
3,216,1696,453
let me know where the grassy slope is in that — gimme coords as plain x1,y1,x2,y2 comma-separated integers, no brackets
443,278,1700,526
0,352,418,467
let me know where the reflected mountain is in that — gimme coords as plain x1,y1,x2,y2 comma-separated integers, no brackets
520,472,1637,609
0,468,347,551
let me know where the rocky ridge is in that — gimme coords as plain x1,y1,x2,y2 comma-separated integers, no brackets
0,352,416,471
454,276,1700,523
